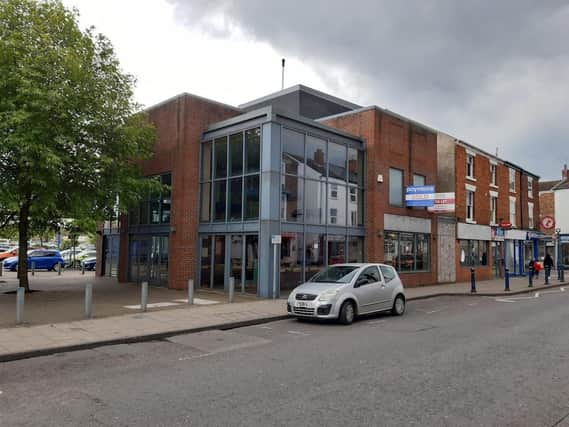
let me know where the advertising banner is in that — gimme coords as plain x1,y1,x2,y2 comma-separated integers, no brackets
405,185,435,207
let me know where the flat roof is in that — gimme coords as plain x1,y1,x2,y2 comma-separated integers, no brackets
239,84,362,111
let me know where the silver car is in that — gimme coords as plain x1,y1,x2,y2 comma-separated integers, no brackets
287,263,406,324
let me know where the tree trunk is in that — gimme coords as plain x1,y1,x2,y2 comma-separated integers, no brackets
18,204,30,292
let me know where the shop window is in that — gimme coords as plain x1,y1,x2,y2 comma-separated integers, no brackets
327,235,346,265
282,128,305,176
280,233,304,291
389,168,403,207
459,240,488,267
384,231,430,272
348,236,364,263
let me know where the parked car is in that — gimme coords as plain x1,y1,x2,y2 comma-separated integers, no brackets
0,247,18,261
2,250,65,272
81,257,96,271
287,263,406,325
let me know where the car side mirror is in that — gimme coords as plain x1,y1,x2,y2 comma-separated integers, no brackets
355,277,368,288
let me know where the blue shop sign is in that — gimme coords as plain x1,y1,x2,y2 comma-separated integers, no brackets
405,185,435,207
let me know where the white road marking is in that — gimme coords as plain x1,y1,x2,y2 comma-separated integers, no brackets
495,293,540,303
287,330,311,336
467,303,478,306
426,309,444,314
172,298,220,305
367,319,386,325
258,326,273,330
123,302,181,309
178,353,212,361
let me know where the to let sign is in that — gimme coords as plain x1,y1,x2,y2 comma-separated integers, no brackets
427,192,455,213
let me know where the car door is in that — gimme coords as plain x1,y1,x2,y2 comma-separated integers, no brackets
353,266,382,314
379,265,398,310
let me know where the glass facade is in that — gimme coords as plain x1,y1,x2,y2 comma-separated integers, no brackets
128,236,169,286
459,240,489,267
201,128,261,223
128,173,172,226
384,231,430,272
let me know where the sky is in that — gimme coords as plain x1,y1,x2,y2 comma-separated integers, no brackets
62,0,569,180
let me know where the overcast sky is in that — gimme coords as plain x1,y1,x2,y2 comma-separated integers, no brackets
63,0,568,180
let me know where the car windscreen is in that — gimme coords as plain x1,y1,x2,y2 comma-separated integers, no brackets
310,266,360,283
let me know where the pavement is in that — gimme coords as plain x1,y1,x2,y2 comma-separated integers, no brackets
2,292,569,426
0,270,566,363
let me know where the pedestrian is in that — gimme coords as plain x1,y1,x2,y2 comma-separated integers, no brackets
527,258,535,279
544,252,554,283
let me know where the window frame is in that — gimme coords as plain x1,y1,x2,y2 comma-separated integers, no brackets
389,167,404,207
383,231,431,273
466,154,475,179
466,190,475,222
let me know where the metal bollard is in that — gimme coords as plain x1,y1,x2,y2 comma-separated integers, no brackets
0,261,3,277
470,268,476,293
58,262,62,275
504,268,510,291
229,277,235,303
16,287,25,324
528,272,533,287
141,281,148,312
85,283,93,319
187,279,194,305
31,261,35,276
81,262,85,275
561,268,565,283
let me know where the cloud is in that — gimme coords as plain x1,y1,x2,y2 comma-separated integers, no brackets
168,0,569,178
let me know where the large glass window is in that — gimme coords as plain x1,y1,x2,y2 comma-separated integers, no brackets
280,232,303,291
214,136,228,178
244,175,259,220
328,235,346,265
305,233,325,280
460,240,489,267
228,178,242,221
348,147,364,186
129,172,172,226
229,132,243,176
389,168,403,207
304,179,326,224
306,135,326,177
327,184,346,226
328,142,347,180
282,128,305,176
348,236,364,262
200,128,261,223
213,180,227,222
281,174,303,222
384,231,430,272
245,128,260,173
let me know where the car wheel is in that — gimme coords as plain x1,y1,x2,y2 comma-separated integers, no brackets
50,263,59,271
391,294,406,316
338,300,355,325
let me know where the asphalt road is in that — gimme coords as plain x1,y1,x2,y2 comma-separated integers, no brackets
1,291,569,427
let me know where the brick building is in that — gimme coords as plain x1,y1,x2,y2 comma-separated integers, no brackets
96,85,542,295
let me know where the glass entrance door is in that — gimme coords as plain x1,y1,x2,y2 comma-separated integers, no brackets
213,235,226,290
492,242,503,278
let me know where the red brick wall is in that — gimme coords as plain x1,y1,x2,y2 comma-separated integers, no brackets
117,94,241,289
539,192,555,235
322,108,438,287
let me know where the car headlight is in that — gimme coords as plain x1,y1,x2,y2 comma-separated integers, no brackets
318,288,339,302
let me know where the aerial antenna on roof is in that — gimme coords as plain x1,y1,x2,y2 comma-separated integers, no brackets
281,58,285,90
495,147,499,157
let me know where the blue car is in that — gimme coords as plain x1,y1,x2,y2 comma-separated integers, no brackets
82,257,96,271
2,249,65,272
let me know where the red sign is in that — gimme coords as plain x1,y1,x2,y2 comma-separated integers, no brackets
499,221,512,229
541,216,556,230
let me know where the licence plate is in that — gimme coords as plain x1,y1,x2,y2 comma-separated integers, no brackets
294,301,312,308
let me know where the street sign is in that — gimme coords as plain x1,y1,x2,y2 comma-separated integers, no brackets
271,235,282,245
405,185,435,207
427,192,455,213
541,216,555,230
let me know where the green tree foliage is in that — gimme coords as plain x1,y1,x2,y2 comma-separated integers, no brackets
0,0,157,290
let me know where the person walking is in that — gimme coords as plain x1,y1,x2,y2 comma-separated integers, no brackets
527,259,535,287
544,253,554,283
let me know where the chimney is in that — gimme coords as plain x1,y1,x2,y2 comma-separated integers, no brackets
563,163,568,180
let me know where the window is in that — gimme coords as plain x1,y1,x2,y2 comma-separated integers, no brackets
389,168,403,207
327,235,346,265
459,240,489,267
490,163,497,186
413,174,425,187
466,154,475,178
358,266,380,284
349,186,357,203
527,177,533,198
328,142,347,180
348,147,364,186
528,202,534,229
305,180,326,224
384,231,430,272
282,128,304,175
330,184,338,199
201,128,261,223
129,173,172,226
379,265,396,283
509,197,516,227
509,168,516,192
490,196,497,225
329,208,338,224
306,135,326,176
281,175,303,222
348,236,364,263
466,190,475,221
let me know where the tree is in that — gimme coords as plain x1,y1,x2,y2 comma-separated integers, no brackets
0,0,157,291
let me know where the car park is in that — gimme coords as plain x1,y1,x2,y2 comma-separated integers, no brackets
2,249,65,272
287,263,406,325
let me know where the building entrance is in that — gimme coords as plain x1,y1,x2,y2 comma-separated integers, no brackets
128,235,169,286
